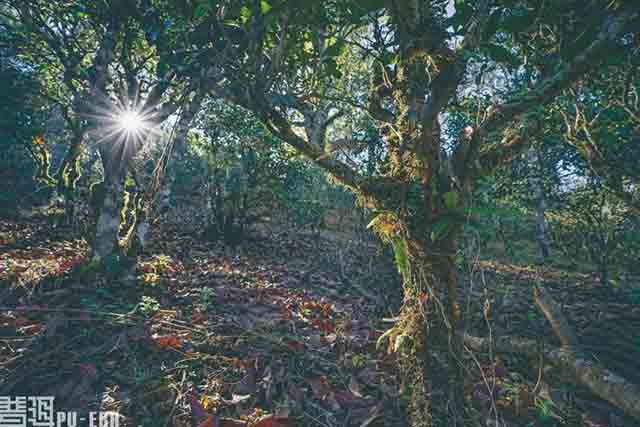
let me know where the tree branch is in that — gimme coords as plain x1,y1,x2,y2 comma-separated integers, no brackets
261,106,364,192
461,8,639,178
419,0,491,136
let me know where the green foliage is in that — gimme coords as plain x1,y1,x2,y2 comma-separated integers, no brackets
278,160,356,231
1,2,639,425
137,296,160,317
549,186,640,282
198,287,216,312
172,99,357,239
89,181,107,212
102,253,127,278
0,30,54,208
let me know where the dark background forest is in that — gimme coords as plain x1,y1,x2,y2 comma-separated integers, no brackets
1,1,639,426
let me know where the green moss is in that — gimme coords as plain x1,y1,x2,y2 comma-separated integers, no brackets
33,144,54,185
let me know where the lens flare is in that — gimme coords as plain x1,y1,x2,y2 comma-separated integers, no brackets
84,93,164,155
119,110,144,133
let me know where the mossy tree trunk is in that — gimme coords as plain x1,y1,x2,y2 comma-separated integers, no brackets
56,128,84,225
366,4,470,422
399,235,464,426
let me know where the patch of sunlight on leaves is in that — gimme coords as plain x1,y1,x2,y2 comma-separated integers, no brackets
393,333,412,354
351,354,367,368
138,254,180,286
377,326,413,355
137,296,160,317
142,272,160,286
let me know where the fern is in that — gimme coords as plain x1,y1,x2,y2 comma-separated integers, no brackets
367,212,411,282
391,235,410,282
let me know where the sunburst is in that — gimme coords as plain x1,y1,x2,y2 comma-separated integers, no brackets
118,110,145,134
79,84,175,178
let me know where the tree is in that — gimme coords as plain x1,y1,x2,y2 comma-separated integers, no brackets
555,53,640,213
6,0,201,260
0,20,53,207
166,1,639,423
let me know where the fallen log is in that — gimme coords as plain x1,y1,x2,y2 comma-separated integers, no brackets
462,286,640,420
533,286,579,348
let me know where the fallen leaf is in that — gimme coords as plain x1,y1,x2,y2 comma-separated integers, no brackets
79,364,98,378
153,334,183,349
191,392,208,421
199,416,219,427
233,366,257,396
14,316,29,328
285,339,304,352
192,309,207,325
305,376,332,400
19,323,44,335
334,390,363,408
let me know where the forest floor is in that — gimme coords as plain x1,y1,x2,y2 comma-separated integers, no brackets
1,210,639,427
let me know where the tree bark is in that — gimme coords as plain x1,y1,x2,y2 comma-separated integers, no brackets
93,165,125,260
55,129,84,225
399,233,464,427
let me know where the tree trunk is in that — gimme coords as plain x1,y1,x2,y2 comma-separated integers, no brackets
399,233,464,426
535,190,551,260
93,170,125,261
532,149,551,261
463,286,640,420
56,130,84,226
159,90,205,211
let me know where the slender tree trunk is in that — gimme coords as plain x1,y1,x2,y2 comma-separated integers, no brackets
159,90,205,210
56,130,84,225
531,149,551,261
536,190,551,260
